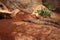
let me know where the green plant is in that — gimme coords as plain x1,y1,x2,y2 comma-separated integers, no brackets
35,8,51,17
42,0,52,10
44,2,52,10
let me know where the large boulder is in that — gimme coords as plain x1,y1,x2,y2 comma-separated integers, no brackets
0,11,60,40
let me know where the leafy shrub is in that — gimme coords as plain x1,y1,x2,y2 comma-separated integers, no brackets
35,8,51,17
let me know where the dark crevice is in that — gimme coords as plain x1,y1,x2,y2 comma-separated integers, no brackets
0,13,12,19
22,18,60,28
52,8,60,13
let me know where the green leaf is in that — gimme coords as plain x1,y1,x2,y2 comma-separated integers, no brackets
35,8,52,17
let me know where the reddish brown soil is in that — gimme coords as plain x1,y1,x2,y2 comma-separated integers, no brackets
0,11,60,40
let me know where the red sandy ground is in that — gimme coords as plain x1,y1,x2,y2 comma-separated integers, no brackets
0,11,60,40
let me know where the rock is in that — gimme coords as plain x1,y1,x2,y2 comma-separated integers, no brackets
0,0,42,13
0,11,60,40
13,22,60,40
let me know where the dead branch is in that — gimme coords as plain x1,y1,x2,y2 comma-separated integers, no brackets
0,10,11,14
0,9,20,18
